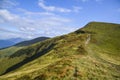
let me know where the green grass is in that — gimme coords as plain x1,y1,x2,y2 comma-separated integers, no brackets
81,22,120,56
0,22,120,80
0,46,23,57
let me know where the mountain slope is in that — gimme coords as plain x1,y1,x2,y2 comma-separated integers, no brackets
0,37,49,75
80,22,120,63
15,37,50,46
0,37,49,57
0,22,120,80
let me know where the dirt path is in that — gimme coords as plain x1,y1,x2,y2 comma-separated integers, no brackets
85,34,91,45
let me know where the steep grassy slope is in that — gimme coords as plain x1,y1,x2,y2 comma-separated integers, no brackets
0,22,120,80
80,22,120,63
0,37,49,75
0,37,49,57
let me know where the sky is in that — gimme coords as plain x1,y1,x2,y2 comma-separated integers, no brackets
0,0,120,40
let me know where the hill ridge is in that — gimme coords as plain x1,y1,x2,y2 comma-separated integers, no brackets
0,22,120,80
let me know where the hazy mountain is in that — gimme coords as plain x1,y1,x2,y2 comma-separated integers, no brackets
15,37,50,46
0,22,120,80
0,38,25,49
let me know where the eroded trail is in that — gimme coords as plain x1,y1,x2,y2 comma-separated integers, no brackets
85,34,91,45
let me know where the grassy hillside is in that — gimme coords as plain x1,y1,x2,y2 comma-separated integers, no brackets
80,22,120,63
0,37,49,57
0,22,120,80
0,37,49,75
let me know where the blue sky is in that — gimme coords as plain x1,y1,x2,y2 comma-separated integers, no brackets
0,0,120,39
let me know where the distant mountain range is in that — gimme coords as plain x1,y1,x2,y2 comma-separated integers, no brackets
0,37,50,49
0,38,25,49
0,22,120,80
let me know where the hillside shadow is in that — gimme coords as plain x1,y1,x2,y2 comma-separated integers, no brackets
2,43,55,75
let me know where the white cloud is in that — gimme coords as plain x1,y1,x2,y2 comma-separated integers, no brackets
0,9,18,21
38,0,72,13
38,0,82,13
0,27,26,39
0,0,80,39
0,9,77,39
0,0,18,9
73,6,82,13
17,8,55,16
